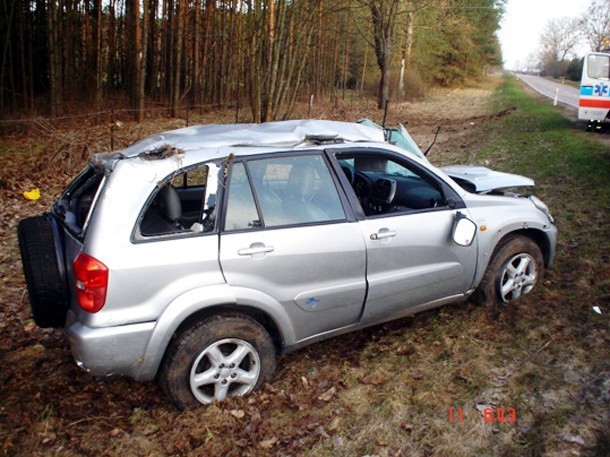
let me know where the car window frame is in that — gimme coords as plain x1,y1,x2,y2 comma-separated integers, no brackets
131,160,224,243
327,147,465,220
220,150,357,234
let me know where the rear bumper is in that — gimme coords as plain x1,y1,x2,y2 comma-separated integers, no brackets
578,106,610,121
65,310,155,379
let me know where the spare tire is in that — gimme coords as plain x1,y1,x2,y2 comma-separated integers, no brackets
17,215,68,328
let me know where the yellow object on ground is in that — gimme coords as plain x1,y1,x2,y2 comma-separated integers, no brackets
23,188,40,201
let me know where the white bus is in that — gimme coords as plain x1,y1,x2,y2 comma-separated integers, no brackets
579,52,610,129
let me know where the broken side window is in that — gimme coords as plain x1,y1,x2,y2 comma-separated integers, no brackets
139,161,220,238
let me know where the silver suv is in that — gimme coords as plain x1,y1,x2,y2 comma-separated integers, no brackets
18,120,557,409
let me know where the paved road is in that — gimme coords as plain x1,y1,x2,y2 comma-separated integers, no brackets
516,74,580,108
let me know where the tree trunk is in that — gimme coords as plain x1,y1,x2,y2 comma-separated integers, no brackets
47,0,62,115
127,0,140,117
261,0,276,122
191,0,201,107
171,0,184,117
370,0,399,109
399,10,414,95
94,0,102,103
136,0,148,122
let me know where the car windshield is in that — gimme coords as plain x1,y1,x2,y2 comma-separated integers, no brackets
357,119,428,162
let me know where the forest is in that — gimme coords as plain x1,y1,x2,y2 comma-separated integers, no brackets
0,0,504,123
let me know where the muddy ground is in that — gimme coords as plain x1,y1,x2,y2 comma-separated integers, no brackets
0,78,608,456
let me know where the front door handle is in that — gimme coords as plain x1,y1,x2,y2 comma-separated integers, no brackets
238,242,274,258
370,228,397,240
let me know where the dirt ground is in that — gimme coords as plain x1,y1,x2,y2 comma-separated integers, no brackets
0,79,608,456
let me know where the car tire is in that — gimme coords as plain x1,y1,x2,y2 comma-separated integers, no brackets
473,234,544,307
159,313,277,410
17,215,68,328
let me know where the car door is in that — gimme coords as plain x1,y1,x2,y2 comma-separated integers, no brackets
333,150,478,324
219,153,367,341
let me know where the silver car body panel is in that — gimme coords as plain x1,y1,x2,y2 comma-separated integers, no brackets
220,222,367,341
358,209,478,323
65,309,155,378
55,120,557,381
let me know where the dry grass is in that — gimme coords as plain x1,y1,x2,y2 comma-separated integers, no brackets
0,77,608,456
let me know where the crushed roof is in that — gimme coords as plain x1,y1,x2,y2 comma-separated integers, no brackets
118,120,386,158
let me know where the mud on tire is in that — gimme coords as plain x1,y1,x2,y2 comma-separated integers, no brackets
17,215,68,328
473,234,544,307
159,313,277,410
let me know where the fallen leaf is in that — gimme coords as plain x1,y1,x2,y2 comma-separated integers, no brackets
312,426,330,439
235,439,248,448
306,421,322,431
318,386,336,402
395,346,414,356
259,437,278,449
401,423,414,432
41,432,56,445
559,434,585,446
358,374,386,386
452,371,469,383
142,424,158,436
230,409,245,419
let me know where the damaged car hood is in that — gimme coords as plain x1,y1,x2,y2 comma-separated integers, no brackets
440,165,535,193
356,120,535,194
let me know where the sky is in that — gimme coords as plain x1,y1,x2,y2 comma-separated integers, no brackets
498,0,591,70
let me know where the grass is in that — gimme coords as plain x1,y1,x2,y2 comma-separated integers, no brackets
0,76,608,456
304,76,610,456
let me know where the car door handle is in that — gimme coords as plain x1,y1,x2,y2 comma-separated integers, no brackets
370,229,397,240
238,243,274,257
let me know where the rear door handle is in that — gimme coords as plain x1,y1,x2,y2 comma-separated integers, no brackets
370,229,397,240
238,242,274,258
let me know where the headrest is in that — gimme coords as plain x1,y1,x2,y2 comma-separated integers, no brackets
158,185,182,222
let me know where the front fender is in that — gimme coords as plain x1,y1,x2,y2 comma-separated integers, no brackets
135,284,296,380
473,218,555,288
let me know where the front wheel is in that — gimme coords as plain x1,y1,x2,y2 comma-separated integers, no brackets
159,313,276,410
473,235,544,307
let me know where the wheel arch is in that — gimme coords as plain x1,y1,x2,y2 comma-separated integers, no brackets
172,304,285,355
472,228,548,306
135,285,294,381
499,228,553,267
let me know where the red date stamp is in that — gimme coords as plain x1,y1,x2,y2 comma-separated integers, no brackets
448,406,517,424
447,406,464,423
483,407,517,424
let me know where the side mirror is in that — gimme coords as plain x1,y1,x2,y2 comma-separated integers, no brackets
453,212,476,246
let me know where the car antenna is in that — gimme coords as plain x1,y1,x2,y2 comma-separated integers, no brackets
382,99,389,127
424,126,441,156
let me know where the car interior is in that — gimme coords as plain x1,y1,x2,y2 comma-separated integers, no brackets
337,154,445,216
140,164,216,236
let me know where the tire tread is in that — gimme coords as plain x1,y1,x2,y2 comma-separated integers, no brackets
17,216,67,328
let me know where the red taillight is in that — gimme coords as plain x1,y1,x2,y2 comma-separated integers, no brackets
73,253,108,313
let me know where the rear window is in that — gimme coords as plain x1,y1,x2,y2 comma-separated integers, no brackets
53,166,107,237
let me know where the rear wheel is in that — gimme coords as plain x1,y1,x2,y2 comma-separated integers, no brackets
473,235,544,307
17,216,68,328
159,313,276,410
